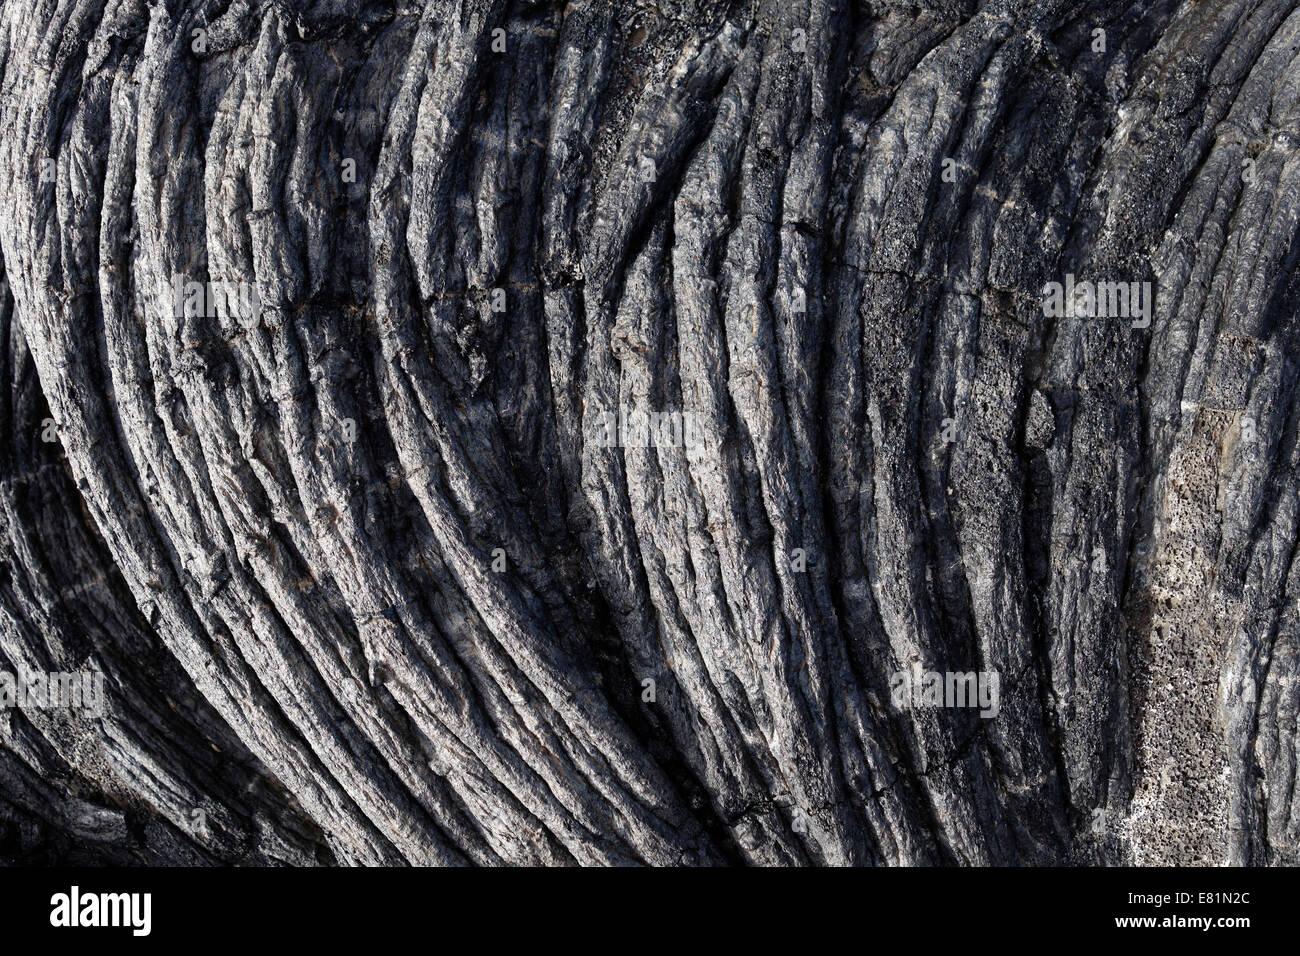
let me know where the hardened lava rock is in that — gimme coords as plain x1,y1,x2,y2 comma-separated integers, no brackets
1,0,1298,865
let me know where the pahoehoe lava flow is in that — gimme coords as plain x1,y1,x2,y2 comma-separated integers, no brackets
1,0,1298,866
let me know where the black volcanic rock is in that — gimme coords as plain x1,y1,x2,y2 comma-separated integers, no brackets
0,0,1297,866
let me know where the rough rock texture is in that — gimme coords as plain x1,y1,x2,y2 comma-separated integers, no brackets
1,0,1298,866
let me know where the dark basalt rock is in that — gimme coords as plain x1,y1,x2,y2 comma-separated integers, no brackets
0,0,1297,866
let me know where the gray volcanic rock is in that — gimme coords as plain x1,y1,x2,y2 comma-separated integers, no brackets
0,0,1297,866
